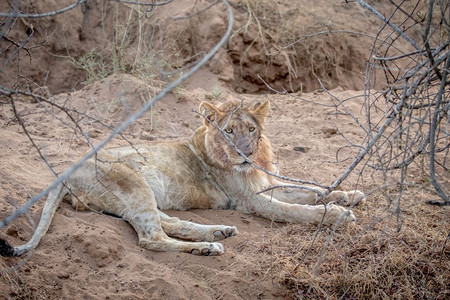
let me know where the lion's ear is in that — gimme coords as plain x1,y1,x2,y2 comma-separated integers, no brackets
199,101,220,124
251,100,270,124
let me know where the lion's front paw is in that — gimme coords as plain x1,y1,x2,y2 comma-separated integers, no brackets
213,226,239,241
331,190,366,206
190,242,224,256
324,204,356,225
347,190,366,205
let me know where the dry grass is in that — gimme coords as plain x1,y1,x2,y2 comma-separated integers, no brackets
71,3,170,87
262,190,449,299
0,260,47,300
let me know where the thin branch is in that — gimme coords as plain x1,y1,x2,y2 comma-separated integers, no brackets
355,0,421,51
10,97,59,178
282,30,376,50
316,77,370,136
373,49,434,62
256,184,327,195
327,81,413,194
0,0,87,18
110,0,174,6
257,74,335,108
428,51,449,203
422,0,442,80
170,0,220,20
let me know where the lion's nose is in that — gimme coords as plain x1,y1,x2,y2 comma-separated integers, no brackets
236,138,253,157
238,150,253,157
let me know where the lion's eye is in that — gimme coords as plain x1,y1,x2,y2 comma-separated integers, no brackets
249,127,255,132
224,128,233,134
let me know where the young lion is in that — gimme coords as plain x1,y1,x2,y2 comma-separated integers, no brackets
0,100,364,256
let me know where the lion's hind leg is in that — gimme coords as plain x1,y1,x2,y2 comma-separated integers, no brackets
73,154,225,256
121,192,226,255
129,214,225,256
158,211,238,242
111,188,226,256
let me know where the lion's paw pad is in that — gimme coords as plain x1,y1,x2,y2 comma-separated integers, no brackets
213,226,238,241
350,190,366,204
191,243,224,256
333,190,366,206
346,209,356,222
326,205,356,224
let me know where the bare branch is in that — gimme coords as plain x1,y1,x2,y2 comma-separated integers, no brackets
110,0,174,6
0,0,87,18
282,29,377,50
428,51,449,203
170,0,220,20
355,0,421,51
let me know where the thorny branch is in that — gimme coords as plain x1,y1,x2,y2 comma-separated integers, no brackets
253,1,449,288
299,1,449,292
285,0,450,206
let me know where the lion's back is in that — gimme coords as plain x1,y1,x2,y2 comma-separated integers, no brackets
105,142,221,210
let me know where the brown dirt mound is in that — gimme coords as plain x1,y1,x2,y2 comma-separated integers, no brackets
1,0,418,95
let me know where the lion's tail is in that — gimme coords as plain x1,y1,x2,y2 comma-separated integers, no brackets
0,184,66,257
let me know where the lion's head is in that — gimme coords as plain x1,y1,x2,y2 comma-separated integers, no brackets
199,100,274,173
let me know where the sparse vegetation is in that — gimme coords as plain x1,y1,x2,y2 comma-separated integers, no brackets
71,6,167,86
72,49,116,84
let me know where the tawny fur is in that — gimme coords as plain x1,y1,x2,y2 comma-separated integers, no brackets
0,100,365,257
